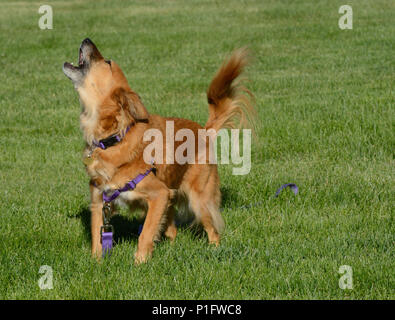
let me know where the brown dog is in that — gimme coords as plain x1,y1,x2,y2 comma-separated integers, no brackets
63,38,255,263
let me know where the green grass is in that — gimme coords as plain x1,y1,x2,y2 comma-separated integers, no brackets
0,0,394,299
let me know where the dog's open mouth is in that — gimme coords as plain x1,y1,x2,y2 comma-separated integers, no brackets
63,46,87,84
63,38,103,85
64,47,84,70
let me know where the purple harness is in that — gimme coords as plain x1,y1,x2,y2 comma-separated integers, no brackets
102,168,155,203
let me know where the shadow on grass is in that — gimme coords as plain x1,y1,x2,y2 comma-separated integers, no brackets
220,186,245,210
77,207,142,245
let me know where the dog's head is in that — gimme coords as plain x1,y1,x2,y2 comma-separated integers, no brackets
63,38,148,140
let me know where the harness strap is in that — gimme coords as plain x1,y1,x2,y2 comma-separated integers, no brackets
102,167,155,203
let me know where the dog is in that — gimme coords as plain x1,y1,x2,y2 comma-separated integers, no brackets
63,38,255,264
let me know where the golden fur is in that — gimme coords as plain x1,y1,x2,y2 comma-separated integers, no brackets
69,42,255,264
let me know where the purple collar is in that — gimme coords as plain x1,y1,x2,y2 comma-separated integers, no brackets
92,119,149,150
92,125,131,150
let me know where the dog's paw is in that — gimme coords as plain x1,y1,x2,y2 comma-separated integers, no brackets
134,249,152,265
91,249,102,262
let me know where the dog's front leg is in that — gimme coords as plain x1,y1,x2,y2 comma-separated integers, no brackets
89,181,103,259
135,187,170,264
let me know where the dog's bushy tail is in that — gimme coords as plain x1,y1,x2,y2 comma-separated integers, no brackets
205,48,257,132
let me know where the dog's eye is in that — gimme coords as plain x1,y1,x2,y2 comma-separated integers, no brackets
105,60,112,66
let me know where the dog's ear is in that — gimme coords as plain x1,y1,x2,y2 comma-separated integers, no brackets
112,87,149,122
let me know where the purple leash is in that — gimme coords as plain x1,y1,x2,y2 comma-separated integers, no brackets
100,203,114,258
275,183,299,197
100,167,155,258
220,183,299,212
101,231,113,257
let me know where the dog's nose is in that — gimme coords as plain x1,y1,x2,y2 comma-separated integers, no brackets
82,38,93,45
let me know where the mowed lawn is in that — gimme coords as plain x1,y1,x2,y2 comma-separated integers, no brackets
0,0,393,299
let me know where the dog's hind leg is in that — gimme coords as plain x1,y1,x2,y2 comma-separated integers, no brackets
184,167,224,246
164,205,177,242
189,197,223,246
